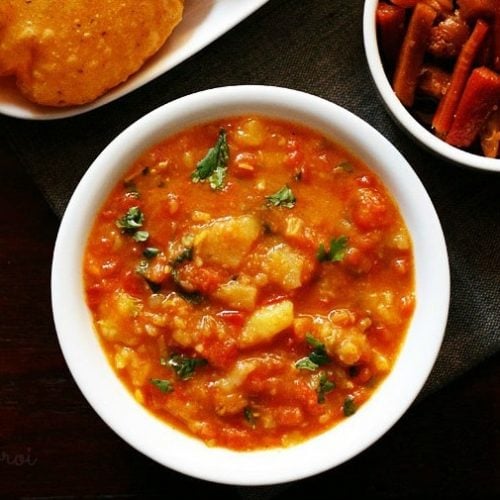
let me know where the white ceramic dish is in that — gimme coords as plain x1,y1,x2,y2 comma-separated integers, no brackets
52,85,450,486
0,0,269,120
363,0,500,173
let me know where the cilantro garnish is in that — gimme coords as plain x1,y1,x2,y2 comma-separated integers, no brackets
191,129,229,190
143,247,160,259
317,236,348,262
244,407,257,427
265,185,296,208
317,372,335,403
116,206,144,232
150,379,174,393
116,206,149,243
295,334,331,371
343,395,358,416
164,354,207,380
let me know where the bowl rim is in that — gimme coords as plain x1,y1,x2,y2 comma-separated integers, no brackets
363,0,500,173
51,84,450,486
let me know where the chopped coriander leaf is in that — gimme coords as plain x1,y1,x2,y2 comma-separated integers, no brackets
167,354,207,380
116,206,144,232
337,161,354,173
343,395,357,416
294,334,331,372
133,230,149,242
136,259,161,292
171,247,193,266
309,349,330,367
244,407,256,427
305,334,330,366
150,379,174,393
317,372,335,403
295,357,319,371
143,247,160,259
265,185,296,208
191,129,229,190
305,333,324,349
317,236,348,263
208,166,226,191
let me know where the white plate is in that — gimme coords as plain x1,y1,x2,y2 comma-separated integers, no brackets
0,0,270,120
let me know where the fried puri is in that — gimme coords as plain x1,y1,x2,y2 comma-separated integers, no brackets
0,0,183,106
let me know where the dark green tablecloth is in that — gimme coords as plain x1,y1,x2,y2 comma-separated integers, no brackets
1,0,498,493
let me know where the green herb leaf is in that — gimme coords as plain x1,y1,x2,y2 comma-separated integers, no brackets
317,372,335,403
133,230,149,242
295,334,331,372
244,407,256,427
317,236,348,263
191,129,229,190
116,206,144,232
343,395,357,416
305,333,324,349
143,247,160,259
136,259,161,292
337,161,354,173
265,185,296,208
150,378,174,393
295,357,320,371
305,334,330,366
171,247,193,266
167,354,207,380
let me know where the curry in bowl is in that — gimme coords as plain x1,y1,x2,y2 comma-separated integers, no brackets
83,115,415,450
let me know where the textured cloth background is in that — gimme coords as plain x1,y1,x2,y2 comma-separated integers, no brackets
0,0,498,493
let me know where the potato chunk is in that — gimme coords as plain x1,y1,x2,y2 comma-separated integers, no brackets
363,290,402,326
239,300,294,348
194,215,261,269
262,243,306,290
212,280,258,311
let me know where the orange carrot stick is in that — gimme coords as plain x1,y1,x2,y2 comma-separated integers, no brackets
456,0,495,22
377,2,406,69
446,66,500,147
391,0,419,6
393,2,438,107
432,19,489,137
391,0,452,12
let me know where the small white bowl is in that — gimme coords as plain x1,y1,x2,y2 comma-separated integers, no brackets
51,85,450,486
363,0,500,173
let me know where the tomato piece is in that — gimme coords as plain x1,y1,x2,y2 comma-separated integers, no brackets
352,187,391,230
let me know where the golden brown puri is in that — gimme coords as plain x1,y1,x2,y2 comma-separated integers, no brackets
0,0,183,107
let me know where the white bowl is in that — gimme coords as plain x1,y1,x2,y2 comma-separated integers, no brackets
51,85,450,486
363,0,500,173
